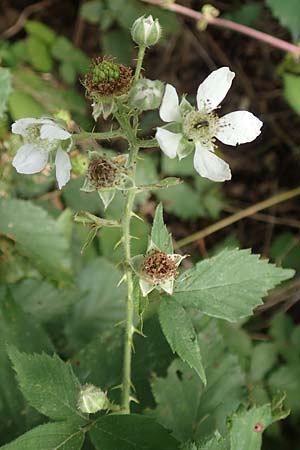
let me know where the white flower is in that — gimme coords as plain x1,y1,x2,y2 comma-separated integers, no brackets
12,118,72,189
155,67,263,182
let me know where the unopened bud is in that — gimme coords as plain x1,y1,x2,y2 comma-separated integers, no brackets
78,384,109,414
131,15,161,47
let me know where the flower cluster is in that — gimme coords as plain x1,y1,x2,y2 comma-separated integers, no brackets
156,67,263,182
12,118,72,189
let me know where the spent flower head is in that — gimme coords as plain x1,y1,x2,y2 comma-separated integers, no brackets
155,67,263,182
132,241,186,297
83,57,133,120
131,15,162,47
81,152,132,209
11,117,72,189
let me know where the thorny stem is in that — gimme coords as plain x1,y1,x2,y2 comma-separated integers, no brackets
114,47,146,412
141,0,300,56
72,129,124,140
134,45,146,83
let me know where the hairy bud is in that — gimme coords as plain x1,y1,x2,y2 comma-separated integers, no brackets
131,15,162,47
78,384,109,414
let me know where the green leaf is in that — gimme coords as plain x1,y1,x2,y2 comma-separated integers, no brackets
0,199,71,279
8,348,85,423
0,421,85,450
8,91,47,120
0,291,53,442
151,203,173,253
26,36,53,72
66,258,126,347
172,249,294,322
266,0,300,41
10,279,79,323
102,29,133,65
250,342,277,381
230,405,273,450
25,20,56,45
151,322,245,442
80,0,103,24
282,73,300,113
159,299,206,384
89,414,180,450
223,2,262,28
0,68,12,119
156,183,206,220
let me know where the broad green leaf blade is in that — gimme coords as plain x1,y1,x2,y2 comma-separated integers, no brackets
230,405,273,450
0,68,12,119
89,414,180,450
150,203,173,253
182,434,228,450
151,322,246,442
266,0,300,41
0,199,71,280
159,299,206,384
0,421,85,450
66,258,126,347
8,348,85,423
0,290,53,443
173,249,294,322
10,279,79,323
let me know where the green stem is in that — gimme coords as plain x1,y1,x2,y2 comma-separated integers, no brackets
72,129,123,140
121,189,136,413
137,138,158,148
134,45,146,83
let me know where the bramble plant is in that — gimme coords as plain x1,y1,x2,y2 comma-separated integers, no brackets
1,14,296,450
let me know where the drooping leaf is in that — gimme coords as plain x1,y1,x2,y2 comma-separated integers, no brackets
172,249,294,322
0,199,71,280
159,299,206,384
89,414,180,450
8,348,85,423
151,203,173,253
0,421,85,450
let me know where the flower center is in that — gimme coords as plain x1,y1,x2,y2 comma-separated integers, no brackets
142,250,178,283
25,125,58,152
83,57,133,98
182,109,219,142
88,157,117,188
92,61,120,84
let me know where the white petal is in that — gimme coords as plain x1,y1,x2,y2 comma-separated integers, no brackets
139,278,155,297
215,111,263,145
159,84,181,122
156,128,182,159
197,67,235,112
160,278,174,295
12,144,48,174
40,124,71,141
193,142,231,182
11,118,40,136
55,148,71,189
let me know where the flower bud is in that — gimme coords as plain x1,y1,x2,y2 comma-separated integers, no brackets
78,384,109,414
131,15,161,47
129,78,164,111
